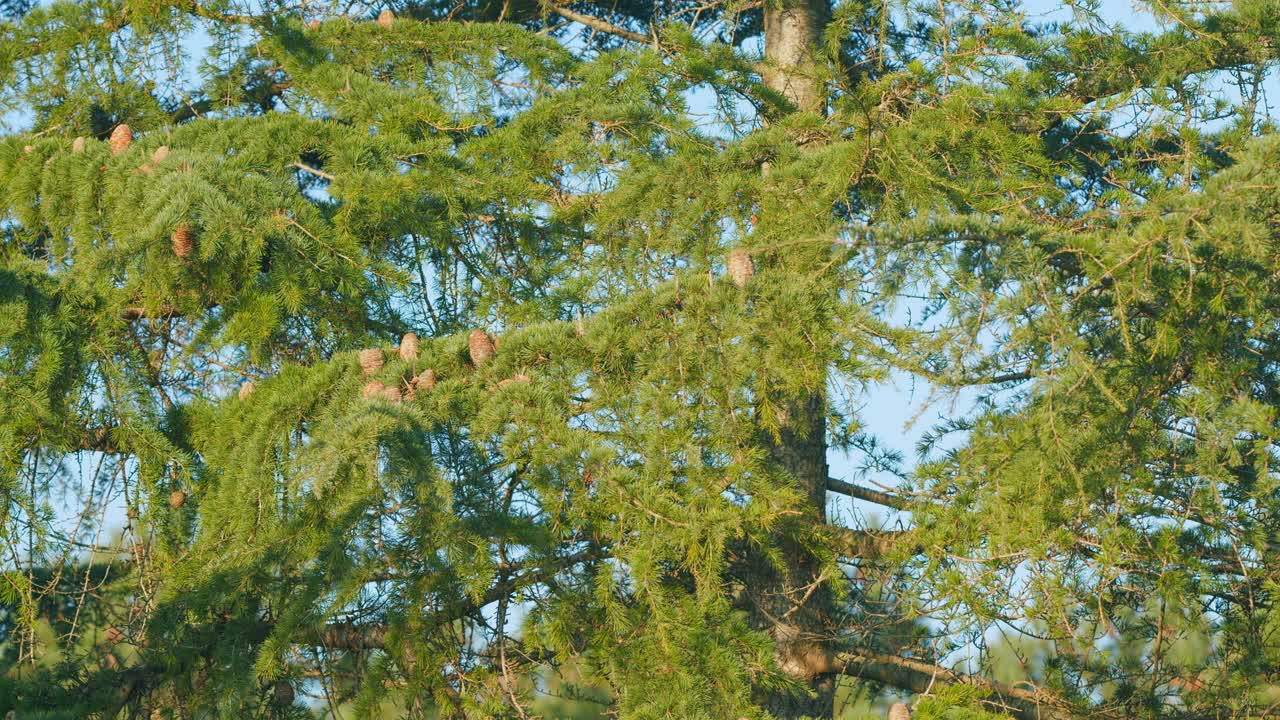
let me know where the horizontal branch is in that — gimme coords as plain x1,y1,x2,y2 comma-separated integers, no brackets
831,527,913,560
825,477,909,510
121,305,183,321
837,650,1081,720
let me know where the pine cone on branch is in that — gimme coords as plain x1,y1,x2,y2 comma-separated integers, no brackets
727,248,754,289
399,332,419,361
238,381,255,400
412,368,437,392
169,490,187,509
888,703,911,720
494,372,531,391
362,380,386,399
172,224,195,258
273,682,295,706
359,348,384,375
377,8,394,26
109,124,133,155
72,136,86,153
468,329,495,367
140,145,170,174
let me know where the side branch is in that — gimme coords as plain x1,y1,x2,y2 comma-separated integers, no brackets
826,477,909,510
549,5,648,44
837,650,1080,720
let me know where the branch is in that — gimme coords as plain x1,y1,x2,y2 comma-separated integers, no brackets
837,650,1082,720
549,5,648,44
291,161,335,181
67,547,605,710
831,527,913,560
826,477,909,510
121,305,183,321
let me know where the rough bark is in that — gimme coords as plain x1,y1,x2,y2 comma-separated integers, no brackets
749,2,836,717
762,0,829,113
745,392,837,718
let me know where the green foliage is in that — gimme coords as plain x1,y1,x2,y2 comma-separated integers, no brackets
1,0,1279,718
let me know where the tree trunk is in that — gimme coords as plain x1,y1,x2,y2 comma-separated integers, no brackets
762,0,829,114
750,2,835,718
748,393,836,719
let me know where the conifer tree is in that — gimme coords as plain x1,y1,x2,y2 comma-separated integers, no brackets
1,1,1279,719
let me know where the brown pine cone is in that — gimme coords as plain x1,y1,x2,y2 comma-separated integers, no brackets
468,329,495,367
109,124,133,155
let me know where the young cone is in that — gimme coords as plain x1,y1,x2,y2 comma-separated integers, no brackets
109,124,133,155
399,332,419,361
726,248,754,289
468,329,495,367
238,381,255,400
377,8,394,26
497,372,531,389
71,136,86,153
169,490,186,509
137,144,170,174
359,348,384,375
273,682,295,706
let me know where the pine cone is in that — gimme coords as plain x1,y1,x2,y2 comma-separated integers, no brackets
381,385,402,403
377,8,394,26
468,329,495,367
169,490,187,509
172,224,195,258
109,124,133,155
238,381,255,400
273,681,295,706
888,703,911,720
151,145,170,164
412,368,437,392
306,19,321,30
359,348,384,375
72,136,87,153
399,332,419,361
362,380,386,399
727,248,754,289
